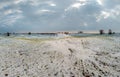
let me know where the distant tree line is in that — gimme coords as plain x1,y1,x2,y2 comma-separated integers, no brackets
99,29,115,35
0,29,116,37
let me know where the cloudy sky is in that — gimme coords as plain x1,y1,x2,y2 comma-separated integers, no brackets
0,0,120,33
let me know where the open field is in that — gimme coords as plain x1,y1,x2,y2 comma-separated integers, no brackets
0,34,120,77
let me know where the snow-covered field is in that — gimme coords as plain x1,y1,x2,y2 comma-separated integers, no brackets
0,34,120,77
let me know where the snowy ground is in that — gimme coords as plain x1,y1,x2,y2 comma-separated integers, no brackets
0,34,120,77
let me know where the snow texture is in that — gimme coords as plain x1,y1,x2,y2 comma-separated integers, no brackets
0,34,120,77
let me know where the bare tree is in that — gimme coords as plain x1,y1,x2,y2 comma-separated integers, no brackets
108,29,112,35
99,30,104,34
6,32,10,36
28,32,31,35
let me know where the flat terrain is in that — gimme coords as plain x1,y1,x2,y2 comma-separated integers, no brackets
0,35,120,77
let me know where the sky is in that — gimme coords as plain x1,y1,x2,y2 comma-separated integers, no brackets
0,0,120,33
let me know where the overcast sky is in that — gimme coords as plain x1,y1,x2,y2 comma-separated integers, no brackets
0,0,120,33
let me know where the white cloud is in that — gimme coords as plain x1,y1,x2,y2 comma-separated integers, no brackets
71,3,84,8
83,22,88,26
65,2,86,11
40,9,51,12
0,1,12,9
14,0,27,4
49,3,56,6
96,11,110,22
36,9,55,15
97,0,104,6
29,0,40,6
44,1,56,7
111,5,120,16
101,11,110,19
96,5,120,22
28,0,56,7
0,0,26,27
0,0,120,32
0,14,23,27
4,9,22,15
4,10,13,15
77,0,86,1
